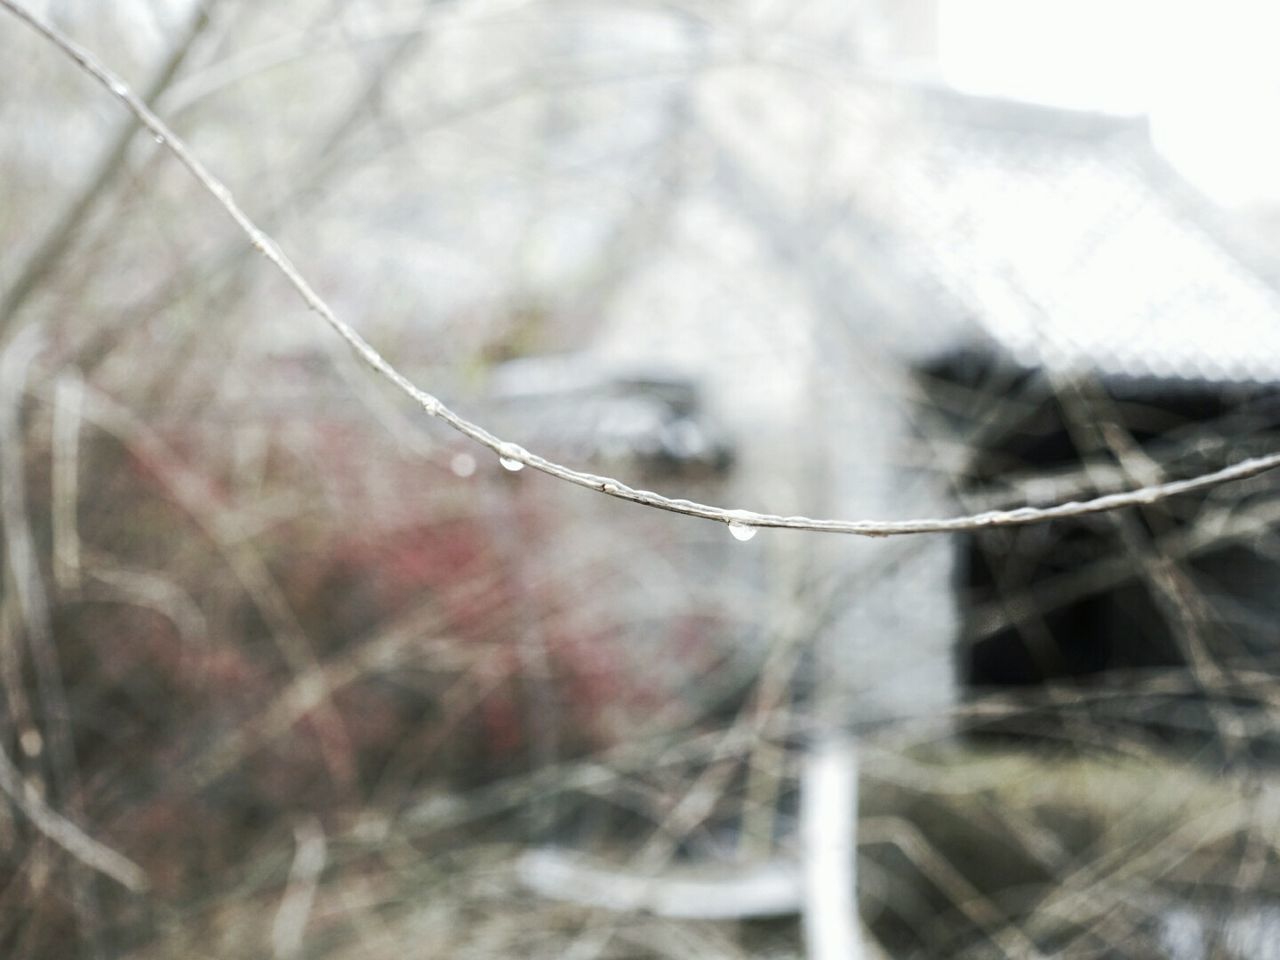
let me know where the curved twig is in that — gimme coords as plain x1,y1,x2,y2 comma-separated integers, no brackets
5,0,1279,538
0,742,149,892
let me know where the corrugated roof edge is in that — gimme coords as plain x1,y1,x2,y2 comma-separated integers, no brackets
900,79,1280,296
1126,142,1280,307
884,78,1280,385
898,79,1150,141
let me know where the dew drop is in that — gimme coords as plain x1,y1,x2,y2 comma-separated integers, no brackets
497,444,526,472
450,452,476,477
726,511,758,541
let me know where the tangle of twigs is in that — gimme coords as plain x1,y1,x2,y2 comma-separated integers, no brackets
4,0,1279,539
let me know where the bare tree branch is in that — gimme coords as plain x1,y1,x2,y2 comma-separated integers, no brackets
0,742,148,893
0,327,147,910
270,817,326,960
4,0,1278,538
0,0,215,338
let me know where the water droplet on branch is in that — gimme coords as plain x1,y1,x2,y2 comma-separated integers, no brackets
726,511,758,541
498,444,526,472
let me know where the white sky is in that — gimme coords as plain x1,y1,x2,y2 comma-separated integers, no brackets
937,0,1280,208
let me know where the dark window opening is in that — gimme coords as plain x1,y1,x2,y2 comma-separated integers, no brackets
920,350,1280,754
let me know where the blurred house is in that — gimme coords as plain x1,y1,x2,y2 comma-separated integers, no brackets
825,83,1280,740
488,75,1280,749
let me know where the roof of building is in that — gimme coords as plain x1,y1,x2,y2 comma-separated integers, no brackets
858,83,1280,383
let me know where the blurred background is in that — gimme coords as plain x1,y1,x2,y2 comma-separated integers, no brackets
4,1,1280,957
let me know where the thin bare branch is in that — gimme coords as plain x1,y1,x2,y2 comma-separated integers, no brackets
0,327,111,949
271,817,327,960
0,334,148,898
51,374,84,593
0,742,149,893
4,0,1278,538
0,0,215,337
